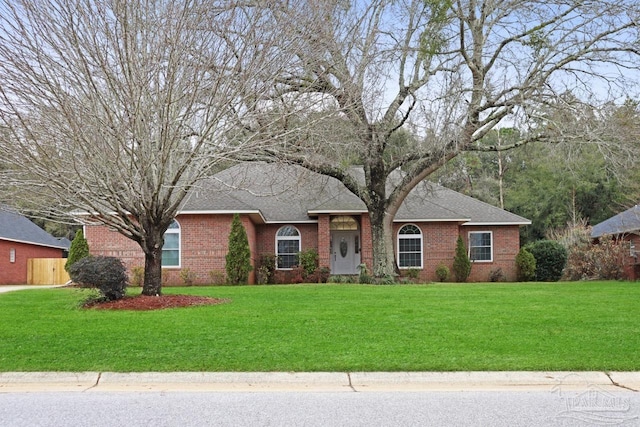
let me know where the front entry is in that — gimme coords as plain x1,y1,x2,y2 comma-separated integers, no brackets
330,230,361,275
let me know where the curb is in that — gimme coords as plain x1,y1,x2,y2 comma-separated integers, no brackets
0,372,639,393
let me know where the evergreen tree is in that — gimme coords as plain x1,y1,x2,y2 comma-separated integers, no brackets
65,229,90,272
453,235,471,282
225,214,253,285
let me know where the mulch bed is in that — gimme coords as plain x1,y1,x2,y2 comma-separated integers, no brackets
84,294,230,311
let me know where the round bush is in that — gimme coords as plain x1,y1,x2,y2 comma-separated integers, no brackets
524,240,567,282
68,256,128,301
515,248,536,282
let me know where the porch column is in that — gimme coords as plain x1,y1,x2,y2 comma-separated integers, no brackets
360,213,373,271
318,215,331,269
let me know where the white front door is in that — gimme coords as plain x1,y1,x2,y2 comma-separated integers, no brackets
331,231,360,274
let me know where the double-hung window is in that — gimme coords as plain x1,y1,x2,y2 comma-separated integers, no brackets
162,220,181,267
276,226,301,269
469,231,493,262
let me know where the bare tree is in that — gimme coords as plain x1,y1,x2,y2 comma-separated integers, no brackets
0,0,284,295
240,0,640,277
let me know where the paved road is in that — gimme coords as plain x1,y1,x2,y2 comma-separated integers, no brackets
1,389,639,427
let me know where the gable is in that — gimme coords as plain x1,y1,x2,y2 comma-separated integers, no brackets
591,205,640,238
0,206,69,250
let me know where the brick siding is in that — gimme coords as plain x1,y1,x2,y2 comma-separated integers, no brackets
0,240,65,285
85,213,522,285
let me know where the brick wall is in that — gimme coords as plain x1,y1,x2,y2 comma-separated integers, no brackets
391,222,521,282
0,240,65,285
85,213,523,285
85,214,254,286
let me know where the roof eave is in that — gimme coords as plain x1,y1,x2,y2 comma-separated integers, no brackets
0,237,68,250
462,221,532,226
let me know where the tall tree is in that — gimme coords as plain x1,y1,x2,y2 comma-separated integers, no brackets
0,1,283,295
241,0,639,277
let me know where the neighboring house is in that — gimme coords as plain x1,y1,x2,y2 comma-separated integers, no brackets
0,207,70,285
591,205,640,280
84,163,531,284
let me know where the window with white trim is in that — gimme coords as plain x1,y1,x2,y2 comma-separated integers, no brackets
276,226,300,269
469,231,493,262
398,224,423,268
162,220,180,267
9,248,15,263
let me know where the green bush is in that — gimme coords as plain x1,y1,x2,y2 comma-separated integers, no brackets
68,256,128,301
453,235,471,282
65,229,90,272
435,263,450,282
256,254,276,284
298,249,319,278
358,264,373,284
225,214,253,285
515,248,536,282
524,240,567,282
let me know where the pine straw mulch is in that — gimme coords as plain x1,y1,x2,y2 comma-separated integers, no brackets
83,294,230,311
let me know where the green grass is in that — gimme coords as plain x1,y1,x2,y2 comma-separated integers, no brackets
0,282,639,372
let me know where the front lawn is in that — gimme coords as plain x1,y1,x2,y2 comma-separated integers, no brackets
0,282,638,372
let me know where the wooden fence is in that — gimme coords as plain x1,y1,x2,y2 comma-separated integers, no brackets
27,258,70,285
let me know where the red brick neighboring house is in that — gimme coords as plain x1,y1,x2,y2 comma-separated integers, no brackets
591,205,640,280
0,207,70,285
84,163,531,284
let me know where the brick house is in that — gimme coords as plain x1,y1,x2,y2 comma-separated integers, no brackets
591,205,640,280
0,207,70,285
85,163,530,284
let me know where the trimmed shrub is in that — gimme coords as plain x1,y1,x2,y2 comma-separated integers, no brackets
525,240,568,282
225,214,253,285
256,254,276,284
453,235,471,282
435,263,450,282
489,268,505,282
68,256,128,301
65,229,90,272
515,248,536,282
298,249,319,278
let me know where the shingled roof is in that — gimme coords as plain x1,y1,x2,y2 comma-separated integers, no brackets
591,205,640,238
0,207,70,249
181,163,530,225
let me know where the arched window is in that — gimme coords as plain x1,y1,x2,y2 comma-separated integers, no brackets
276,225,300,269
397,224,423,269
162,220,180,267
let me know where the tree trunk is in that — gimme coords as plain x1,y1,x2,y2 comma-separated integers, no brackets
369,208,398,278
141,231,164,296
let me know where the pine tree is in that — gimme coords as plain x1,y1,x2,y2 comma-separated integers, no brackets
225,214,253,285
65,229,90,272
453,235,471,282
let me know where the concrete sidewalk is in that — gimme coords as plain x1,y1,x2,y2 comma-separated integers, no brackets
0,285,66,293
0,371,638,393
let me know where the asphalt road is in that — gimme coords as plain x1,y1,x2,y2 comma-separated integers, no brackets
1,389,639,427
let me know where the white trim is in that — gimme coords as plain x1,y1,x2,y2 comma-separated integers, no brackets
308,209,367,215
394,218,469,223
468,230,493,262
463,221,531,226
397,223,424,269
